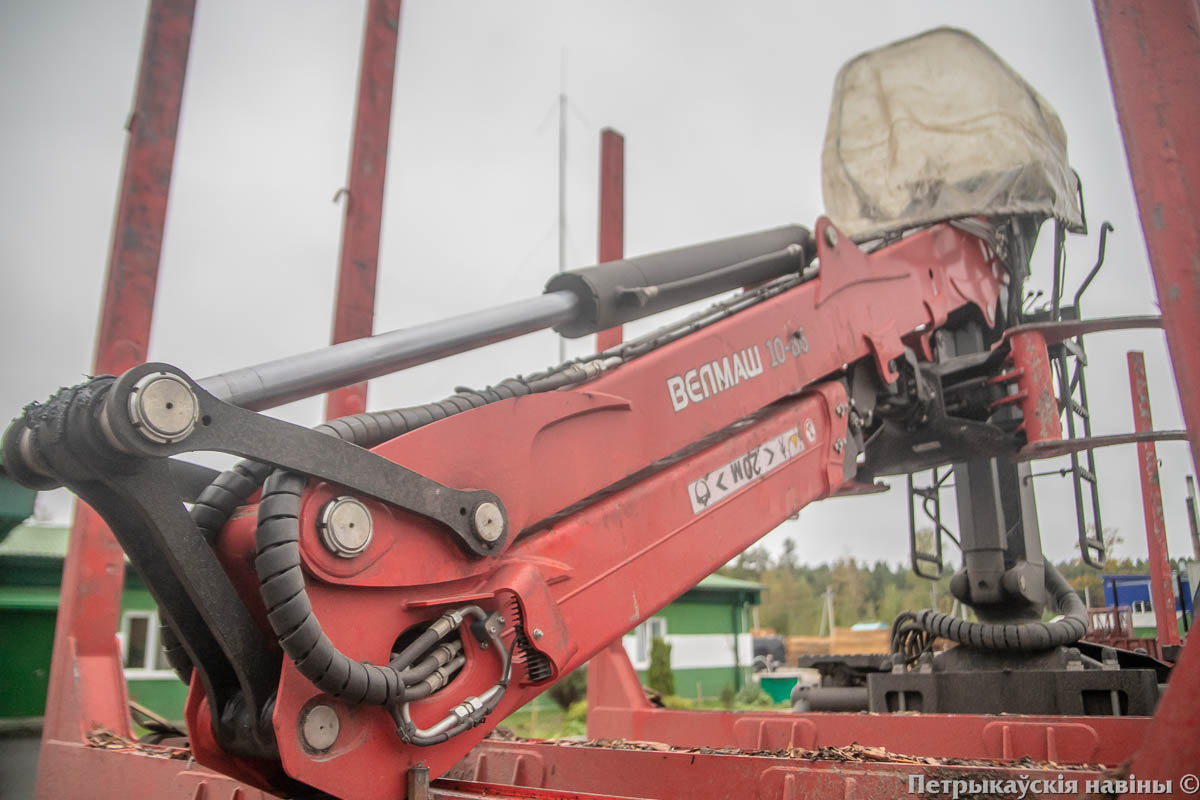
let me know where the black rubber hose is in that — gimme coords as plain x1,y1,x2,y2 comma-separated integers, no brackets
904,563,1087,651
163,377,536,685
162,458,277,682
397,641,462,684
254,379,537,705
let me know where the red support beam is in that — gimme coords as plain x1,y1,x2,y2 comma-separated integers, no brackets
1094,3,1200,796
594,128,624,352
324,0,403,420
1095,0,1200,471
39,0,195,754
449,737,1113,800
1126,351,1181,647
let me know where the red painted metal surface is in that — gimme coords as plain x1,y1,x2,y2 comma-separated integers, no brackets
1127,351,1180,647
38,2,195,782
1095,4,1200,796
1084,607,1160,658
446,738,1111,800
324,0,403,420
584,637,1147,765
35,739,279,800
38,4,1200,793
184,221,1008,797
595,128,624,352
1095,0,1200,472
1002,331,1061,445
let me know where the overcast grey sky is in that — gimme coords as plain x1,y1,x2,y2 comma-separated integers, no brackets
1,0,1194,568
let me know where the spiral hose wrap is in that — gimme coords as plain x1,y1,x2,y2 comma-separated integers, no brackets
892,562,1088,660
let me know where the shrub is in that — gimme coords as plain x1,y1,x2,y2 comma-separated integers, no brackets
661,695,694,710
547,667,587,710
565,699,588,722
734,685,773,707
647,637,675,696
719,683,736,708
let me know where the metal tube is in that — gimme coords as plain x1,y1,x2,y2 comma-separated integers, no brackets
792,686,870,712
199,291,579,411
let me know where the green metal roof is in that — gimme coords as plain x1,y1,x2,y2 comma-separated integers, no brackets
681,573,763,606
695,574,763,591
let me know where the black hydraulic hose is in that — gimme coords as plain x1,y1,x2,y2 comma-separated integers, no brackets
161,458,276,682
398,641,462,684
161,377,538,685
252,381,538,706
251,378,537,701
900,562,1088,652
255,468,403,705
255,475,499,706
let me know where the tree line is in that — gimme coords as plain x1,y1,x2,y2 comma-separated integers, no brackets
720,532,1158,636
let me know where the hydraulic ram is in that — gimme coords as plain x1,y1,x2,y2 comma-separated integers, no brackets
199,225,813,412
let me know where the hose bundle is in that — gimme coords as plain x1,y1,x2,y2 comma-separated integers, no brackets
891,562,1088,662
162,379,536,686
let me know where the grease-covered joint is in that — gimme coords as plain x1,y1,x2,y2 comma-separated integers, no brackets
4,376,145,489
4,424,57,487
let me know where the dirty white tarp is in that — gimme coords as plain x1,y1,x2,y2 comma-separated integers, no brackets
821,27,1083,241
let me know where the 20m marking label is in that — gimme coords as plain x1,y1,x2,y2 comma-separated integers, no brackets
687,425,805,514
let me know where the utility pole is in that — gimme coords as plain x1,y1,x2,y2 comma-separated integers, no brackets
818,587,835,638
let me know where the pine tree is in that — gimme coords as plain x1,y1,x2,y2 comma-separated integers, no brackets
647,637,675,696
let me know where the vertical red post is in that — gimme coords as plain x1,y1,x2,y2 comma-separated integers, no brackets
1127,351,1181,647
595,128,625,352
40,0,195,747
1096,7,1200,789
1096,1,1200,472
324,0,403,420
586,128,632,726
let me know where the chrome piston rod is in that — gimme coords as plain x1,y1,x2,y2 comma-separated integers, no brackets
197,225,813,413
199,291,579,412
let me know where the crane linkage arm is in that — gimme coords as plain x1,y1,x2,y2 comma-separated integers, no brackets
5,218,1040,798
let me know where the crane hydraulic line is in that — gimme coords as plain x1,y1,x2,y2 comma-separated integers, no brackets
2,27,1188,800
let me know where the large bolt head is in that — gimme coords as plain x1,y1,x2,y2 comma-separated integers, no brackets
317,497,373,558
300,704,339,751
473,501,504,542
129,373,198,444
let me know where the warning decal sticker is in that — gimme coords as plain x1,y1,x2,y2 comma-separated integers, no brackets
687,425,805,515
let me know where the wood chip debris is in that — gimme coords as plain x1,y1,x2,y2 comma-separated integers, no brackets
85,727,190,760
487,732,1102,772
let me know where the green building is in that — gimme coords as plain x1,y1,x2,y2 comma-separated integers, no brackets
622,574,762,700
0,472,36,539
0,523,189,723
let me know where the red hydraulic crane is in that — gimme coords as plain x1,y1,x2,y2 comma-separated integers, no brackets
6,6,1199,800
